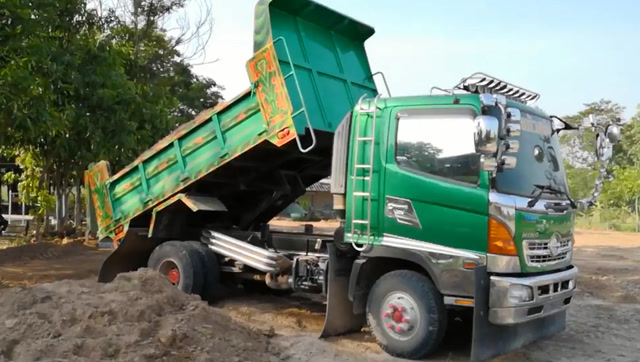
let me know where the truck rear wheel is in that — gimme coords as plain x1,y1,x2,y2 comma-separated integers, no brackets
366,270,447,360
183,241,222,302
148,241,205,296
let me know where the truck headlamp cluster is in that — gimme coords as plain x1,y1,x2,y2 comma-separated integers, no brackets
456,72,540,105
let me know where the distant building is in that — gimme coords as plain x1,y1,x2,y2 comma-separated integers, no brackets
278,178,336,220
0,158,21,215
302,178,332,211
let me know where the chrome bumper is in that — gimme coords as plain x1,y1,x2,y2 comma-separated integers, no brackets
489,266,578,325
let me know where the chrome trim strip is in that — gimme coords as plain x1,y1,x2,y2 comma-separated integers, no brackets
489,293,572,325
490,266,578,308
489,266,578,325
488,192,516,235
444,296,474,307
381,234,482,260
489,190,573,215
487,253,521,273
523,235,573,268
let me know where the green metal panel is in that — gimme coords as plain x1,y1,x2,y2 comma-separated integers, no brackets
514,204,575,273
107,91,264,228
255,0,379,134
345,94,491,254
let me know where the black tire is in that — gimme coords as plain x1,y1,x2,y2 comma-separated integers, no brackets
183,240,223,302
148,240,205,296
366,270,447,360
333,226,358,257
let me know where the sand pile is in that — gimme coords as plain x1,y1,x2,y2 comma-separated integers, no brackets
0,269,286,362
0,241,93,265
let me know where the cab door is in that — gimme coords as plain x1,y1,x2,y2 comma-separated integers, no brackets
381,105,489,253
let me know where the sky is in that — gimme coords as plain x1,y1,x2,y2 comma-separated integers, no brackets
189,0,639,121
398,114,476,157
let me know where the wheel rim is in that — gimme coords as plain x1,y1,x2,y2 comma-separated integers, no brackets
159,260,180,286
380,292,421,341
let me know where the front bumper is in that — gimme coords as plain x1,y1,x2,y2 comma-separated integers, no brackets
488,266,578,325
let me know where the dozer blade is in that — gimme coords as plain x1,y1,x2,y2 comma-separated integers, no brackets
319,243,365,338
470,265,567,361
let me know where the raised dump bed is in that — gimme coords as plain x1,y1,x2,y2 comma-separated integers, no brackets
86,0,379,243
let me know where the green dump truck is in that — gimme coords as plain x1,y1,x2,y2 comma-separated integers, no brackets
86,0,621,360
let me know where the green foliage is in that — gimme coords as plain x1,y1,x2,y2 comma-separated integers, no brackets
575,206,637,232
1,149,55,217
561,100,640,231
564,162,599,200
396,141,443,173
560,99,625,167
0,0,223,234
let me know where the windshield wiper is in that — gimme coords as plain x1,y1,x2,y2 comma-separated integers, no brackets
527,184,577,209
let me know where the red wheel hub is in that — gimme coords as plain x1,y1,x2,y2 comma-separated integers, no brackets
392,309,404,323
167,268,180,284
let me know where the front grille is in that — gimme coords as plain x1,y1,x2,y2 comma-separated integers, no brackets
523,237,572,266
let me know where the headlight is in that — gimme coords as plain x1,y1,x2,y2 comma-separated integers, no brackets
508,284,533,303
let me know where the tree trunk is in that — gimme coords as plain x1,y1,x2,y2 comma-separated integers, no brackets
56,187,65,234
74,176,82,231
63,190,70,220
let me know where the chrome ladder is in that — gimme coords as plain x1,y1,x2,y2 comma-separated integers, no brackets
349,94,381,251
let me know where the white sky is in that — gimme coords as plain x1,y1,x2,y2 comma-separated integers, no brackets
397,115,476,158
186,0,639,120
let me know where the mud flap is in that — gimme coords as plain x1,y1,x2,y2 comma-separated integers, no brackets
98,228,159,283
319,243,366,338
470,265,567,361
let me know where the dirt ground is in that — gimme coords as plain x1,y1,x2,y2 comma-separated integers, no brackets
0,229,639,361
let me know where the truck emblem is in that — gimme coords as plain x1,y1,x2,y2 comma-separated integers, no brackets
548,233,561,256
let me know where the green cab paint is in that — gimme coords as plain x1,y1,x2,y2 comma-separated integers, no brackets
515,209,575,273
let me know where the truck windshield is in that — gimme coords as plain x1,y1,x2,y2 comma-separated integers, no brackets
495,109,569,199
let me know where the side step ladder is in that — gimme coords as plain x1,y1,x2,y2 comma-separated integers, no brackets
349,94,381,251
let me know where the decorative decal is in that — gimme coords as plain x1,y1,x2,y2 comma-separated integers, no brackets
85,161,113,230
247,43,293,126
385,196,422,229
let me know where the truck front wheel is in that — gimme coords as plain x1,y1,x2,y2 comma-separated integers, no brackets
366,270,447,360
147,241,205,296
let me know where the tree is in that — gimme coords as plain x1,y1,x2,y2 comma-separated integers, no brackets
558,100,626,206
599,106,640,209
1,0,224,236
1,0,100,236
611,105,640,167
560,99,625,168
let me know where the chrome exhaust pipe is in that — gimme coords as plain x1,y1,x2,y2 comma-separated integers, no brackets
201,230,292,273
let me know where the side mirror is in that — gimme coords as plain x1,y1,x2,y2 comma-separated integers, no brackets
582,114,595,128
474,116,499,155
595,132,613,161
552,118,566,132
506,107,521,121
481,155,517,172
481,156,498,172
606,124,621,144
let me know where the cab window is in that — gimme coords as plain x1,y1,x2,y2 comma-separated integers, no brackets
395,108,480,185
